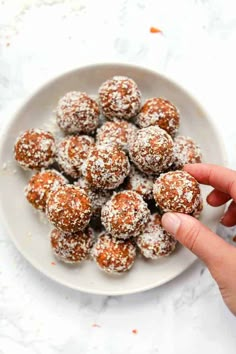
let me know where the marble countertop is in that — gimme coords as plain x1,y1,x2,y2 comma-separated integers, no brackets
0,1,236,353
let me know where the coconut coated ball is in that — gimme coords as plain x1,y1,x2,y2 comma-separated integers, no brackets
99,76,141,120
14,129,55,170
129,126,174,174
153,170,201,214
92,232,136,274
101,190,150,239
56,91,99,134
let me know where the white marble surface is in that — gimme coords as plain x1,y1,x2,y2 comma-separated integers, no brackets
0,1,236,353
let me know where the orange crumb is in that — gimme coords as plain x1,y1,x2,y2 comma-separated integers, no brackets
92,323,101,328
51,262,56,266
150,26,162,34
132,329,138,334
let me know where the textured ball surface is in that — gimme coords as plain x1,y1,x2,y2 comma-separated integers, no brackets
56,135,94,178
14,129,55,170
51,227,94,264
101,190,150,239
56,91,99,134
137,97,180,137
46,185,92,233
124,165,154,200
172,135,202,170
136,213,177,259
129,126,174,174
82,143,130,190
25,170,67,212
92,232,136,274
96,119,137,150
153,170,201,214
99,76,141,120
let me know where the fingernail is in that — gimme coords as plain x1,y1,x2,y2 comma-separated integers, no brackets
162,213,181,235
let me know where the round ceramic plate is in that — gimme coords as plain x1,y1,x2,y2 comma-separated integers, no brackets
0,64,227,295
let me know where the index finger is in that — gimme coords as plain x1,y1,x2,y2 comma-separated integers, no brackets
184,163,236,199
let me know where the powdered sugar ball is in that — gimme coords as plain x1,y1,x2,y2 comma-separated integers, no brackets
56,135,95,179
129,126,174,174
25,170,67,212
46,185,92,233
96,119,137,150
92,232,136,274
56,91,99,134
75,178,112,216
124,165,154,200
136,213,177,259
136,97,180,137
82,143,130,190
51,227,94,264
173,136,202,170
14,129,55,170
101,191,150,239
99,76,141,120
153,170,201,214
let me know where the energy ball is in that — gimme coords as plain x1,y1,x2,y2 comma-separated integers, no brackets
172,135,202,170
14,129,55,170
82,143,130,190
46,185,92,233
153,170,201,214
25,170,67,212
96,119,137,150
136,97,180,137
101,191,150,239
99,76,141,120
75,178,112,216
124,165,154,200
129,126,174,174
56,91,99,134
50,227,94,264
92,232,136,274
56,135,95,179
136,213,177,259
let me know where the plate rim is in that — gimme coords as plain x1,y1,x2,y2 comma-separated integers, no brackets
0,62,228,295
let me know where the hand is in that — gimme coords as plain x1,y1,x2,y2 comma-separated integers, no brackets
162,163,236,315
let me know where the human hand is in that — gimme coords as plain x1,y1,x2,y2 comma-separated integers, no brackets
162,163,236,315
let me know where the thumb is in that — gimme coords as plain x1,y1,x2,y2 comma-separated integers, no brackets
161,212,233,271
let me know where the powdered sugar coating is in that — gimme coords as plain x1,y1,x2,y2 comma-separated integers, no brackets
14,129,55,170
46,185,92,233
56,91,99,134
56,135,95,179
98,76,141,120
75,177,112,216
153,170,201,214
25,169,68,212
92,232,136,274
101,190,150,239
136,213,177,259
96,119,137,150
172,135,202,170
51,227,94,264
125,164,154,200
82,143,130,190
136,97,180,137
129,126,174,174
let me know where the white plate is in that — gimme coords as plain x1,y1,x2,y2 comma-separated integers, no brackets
0,64,227,295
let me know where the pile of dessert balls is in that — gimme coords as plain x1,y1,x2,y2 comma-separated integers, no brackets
14,76,202,275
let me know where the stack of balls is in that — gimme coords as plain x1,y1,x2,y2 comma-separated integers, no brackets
14,75,203,275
